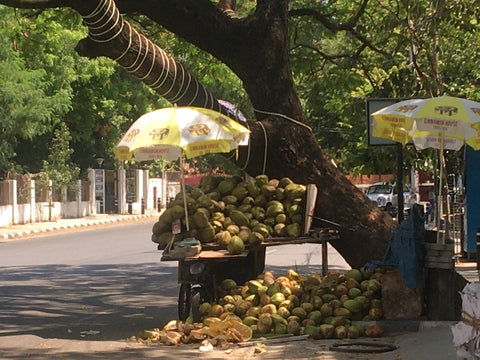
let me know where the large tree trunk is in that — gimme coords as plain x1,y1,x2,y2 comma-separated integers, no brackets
3,0,396,268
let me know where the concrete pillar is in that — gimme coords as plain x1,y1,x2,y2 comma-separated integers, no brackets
118,169,127,214
77,179,82,217
136,169,143,204
61,186,68,218
61,186,67,203
48,180,53,221
88,169,96,215
143,170,149,211
10,180,17,224
29,180,36,224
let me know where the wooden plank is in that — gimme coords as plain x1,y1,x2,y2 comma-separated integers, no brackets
304,184,318,235
322,240,328,276
424,255,454,263
424,261,454,269
194,250,249,259
424,243,454,251
425,251,453,258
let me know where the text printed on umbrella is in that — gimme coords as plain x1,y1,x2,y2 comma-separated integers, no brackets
423,118,461,131
190,143,220,151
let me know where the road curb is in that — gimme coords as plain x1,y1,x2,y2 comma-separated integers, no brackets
0,213,156,240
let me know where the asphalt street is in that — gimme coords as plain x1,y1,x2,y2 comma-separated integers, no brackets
0,213,474,359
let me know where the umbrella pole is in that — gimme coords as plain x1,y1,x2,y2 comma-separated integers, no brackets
180,156,190,232
437,134,445,244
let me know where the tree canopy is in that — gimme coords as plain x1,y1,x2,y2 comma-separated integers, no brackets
1,0,480,266
2,0,480,177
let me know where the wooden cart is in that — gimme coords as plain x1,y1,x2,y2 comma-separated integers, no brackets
160,184,339,321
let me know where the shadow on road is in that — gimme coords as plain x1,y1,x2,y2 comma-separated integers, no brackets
0,262,179,341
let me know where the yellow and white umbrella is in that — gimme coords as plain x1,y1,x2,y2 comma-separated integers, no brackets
114,106,250,161
372,95,480,243
113,106,251,230
372,95,480,151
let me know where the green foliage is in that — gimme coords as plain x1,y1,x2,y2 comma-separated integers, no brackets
0,7,74,177
288,0,480,175
3,0,480,181
0,6,169,178
38,122,79,188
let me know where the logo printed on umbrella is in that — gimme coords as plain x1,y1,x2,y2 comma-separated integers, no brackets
125,129,140,141
214,116,233,130
149,128,169,140
434,106,457,116
395,105,417,113
188,124,210,136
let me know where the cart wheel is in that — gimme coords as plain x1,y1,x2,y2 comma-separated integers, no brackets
191,285,207,323
178,283,191,321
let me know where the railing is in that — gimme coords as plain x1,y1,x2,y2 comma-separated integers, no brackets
0,175,93,227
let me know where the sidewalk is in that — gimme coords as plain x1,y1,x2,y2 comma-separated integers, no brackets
0,212,159,241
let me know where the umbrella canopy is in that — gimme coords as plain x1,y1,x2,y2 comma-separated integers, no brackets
372,95,480,151
113,106,250,162
113,106,250,231
372,95,480,244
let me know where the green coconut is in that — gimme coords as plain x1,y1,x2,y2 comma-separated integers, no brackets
227,236,245,255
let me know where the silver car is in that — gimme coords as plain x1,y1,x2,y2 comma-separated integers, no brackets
366,182,416,214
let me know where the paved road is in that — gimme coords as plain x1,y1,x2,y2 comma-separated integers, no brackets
0,218,349,341
0,219,462,359
0,218,181,341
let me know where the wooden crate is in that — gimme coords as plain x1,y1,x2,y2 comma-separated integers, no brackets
424,243,454,269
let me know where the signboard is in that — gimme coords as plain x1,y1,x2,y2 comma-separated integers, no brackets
365,98,410,146
94,169,105,198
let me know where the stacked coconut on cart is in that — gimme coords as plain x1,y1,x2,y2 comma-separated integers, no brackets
148,176,386,344
152,174,309,254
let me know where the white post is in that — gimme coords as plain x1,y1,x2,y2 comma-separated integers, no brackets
10,180,17,224
77,179,82,217
143,169,149,212
136,169,143,204
180,157,189,231
30,179,36,224
118,169,127,214
61,185,67,218
162,167,167,208
88,169,96,215
437,135,445,244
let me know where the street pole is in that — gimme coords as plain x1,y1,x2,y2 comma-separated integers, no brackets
397,143,404,223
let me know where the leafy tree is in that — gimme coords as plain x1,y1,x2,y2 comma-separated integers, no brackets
0,6,72,177
38,121,79,187
0,0,478,268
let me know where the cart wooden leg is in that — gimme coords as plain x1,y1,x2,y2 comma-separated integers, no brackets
190,285,207,323
178,283,191,321
322,240,328,276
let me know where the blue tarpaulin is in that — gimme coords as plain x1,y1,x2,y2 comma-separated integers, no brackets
365,204,425,289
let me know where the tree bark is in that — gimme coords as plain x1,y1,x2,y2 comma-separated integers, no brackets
1,0,396,268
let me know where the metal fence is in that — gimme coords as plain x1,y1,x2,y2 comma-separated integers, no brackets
16,175,32,204
0,176,91,205
0,180,12,205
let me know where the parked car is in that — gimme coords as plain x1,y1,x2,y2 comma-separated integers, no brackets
366,182,417,216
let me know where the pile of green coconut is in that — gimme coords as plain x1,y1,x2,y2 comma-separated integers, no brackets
139,267,385,346
151,174,309,251
202,267,384,339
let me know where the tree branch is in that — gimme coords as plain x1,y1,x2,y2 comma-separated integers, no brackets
288,0,388,56
0,0,72,8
